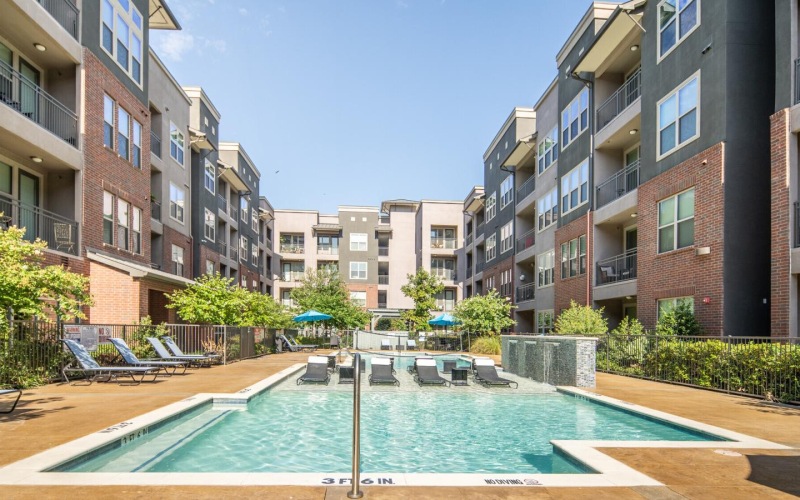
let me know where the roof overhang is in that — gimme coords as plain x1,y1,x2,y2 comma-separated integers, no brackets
464,194,485,214
380,199,419,213
259,208,274,222
312,223,343,233
188,127,214,151
501,136,537,170
217,160,248,192
148,0,181,30
374,226,393,233
574,2,645,75
87,250,194,286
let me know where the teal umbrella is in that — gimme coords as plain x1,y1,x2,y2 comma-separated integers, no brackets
293,310,333,322
428,313,459,326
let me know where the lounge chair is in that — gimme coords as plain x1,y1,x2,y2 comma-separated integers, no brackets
380,339,392,350
147,337,214,367
471,356,492,375
414,358,450,387
473,358,518,388
61,339,160,385
369,357,399,386
407,356,433,374
109,338,188,375
279,334,317,352
407,339,417,350
161,337,221,363
330,335,340,349
0,389,21,414
338,365,355,384
296,355,330,385
326,355,337,372
289,336,318,351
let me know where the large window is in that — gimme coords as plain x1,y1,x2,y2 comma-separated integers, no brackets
117,199,129,250
132,207,141,253
101,0,144,85
318,235,339,254
431,258,456,280
500,221,513,254
500,176,513,209
560,235,587,279
171,245,184,276
204,159,215,194
537,310,554,334
431,227,456,249
537,187,558,232
561,160,589,214
206,259,215,275
500,269,512,297
658,0,699,59
350,233,367,251
658,73,699,158
103,95,114,148
103,191,114,244
280,233,304,253
435,289,455,311
169,182,185,223
350,291,367,308
282,262,305,281
658,296,694,319
117,107,130,160
486,192,497,221
204,209,215,242
240,197,249,222
486,234,497,261
170,122,184,165
240,236,247,261
251,243,258,266
132,120,141,168
538,126,558,175
658,188,695,253
561,88,589,148
350,261,367,280
538,250,555,287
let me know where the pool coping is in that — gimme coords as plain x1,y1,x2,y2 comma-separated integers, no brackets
0,364,790,488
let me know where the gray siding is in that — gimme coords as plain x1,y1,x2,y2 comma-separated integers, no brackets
340,210,379,285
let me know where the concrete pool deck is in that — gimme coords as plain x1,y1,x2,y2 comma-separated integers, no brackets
1,351,798,499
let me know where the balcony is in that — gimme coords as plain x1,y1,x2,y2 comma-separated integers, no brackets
596,160,640,208
217,195,227,214
38,0,80,39
229,247,238,261
516,228,536,253
0,60,78,148
378,301,387,309
0,192,79,256
596,68,641,132
150,130,161,158
280,243,304,254
378,246,389,256
476,222,484,235
282,271,304,282
219,242,227,257
596,249,637,286
466,232,473,246
466,267,473,279
516,176,536,203
317,245,339,256
150,200,161,221
378,275,389,285
229,205,238,221
432,269,456,281
476,261,484,273
516,283,535,303
431,237,456,250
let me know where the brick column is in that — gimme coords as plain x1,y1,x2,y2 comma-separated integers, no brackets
770,108,791,337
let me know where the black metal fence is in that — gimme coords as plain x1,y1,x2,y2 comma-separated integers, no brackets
38,0,80,39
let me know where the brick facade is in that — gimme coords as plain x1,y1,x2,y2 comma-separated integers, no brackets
770,109,791,337
637,143,725,334
347,283,378,309
196,243,220,277
161,225,192,279
555,212,592,314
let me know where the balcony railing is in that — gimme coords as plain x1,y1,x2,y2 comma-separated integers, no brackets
0,61,78,148
217,195,227,214
378,302,387,309
596,68,641,131
466,232,473,246
229,247,238,261
150,200,161,221
466,267,473,279
229,205,238,221
0,192,79,256
282,271,305,282
219,242,227,257
794,202,800,248
379,215,390,224
476,260,484,273
378,275,389,285
39,0,80,39
516,175,536,202
150,130,161,158
378,246,389,256
317,245,339,255
596,249,638,286
280,243,304,254
476,222,484,235
795,58,800,105
516,228,536,253
432,269,456,281
431,237,457,250
516,283,535,303
596,160,640,209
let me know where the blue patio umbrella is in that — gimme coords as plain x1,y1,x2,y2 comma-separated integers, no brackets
293,310,333,323
428,313,459,326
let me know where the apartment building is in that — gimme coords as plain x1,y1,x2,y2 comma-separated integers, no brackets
258,196,275,295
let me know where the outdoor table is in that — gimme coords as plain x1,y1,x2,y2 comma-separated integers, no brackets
451,367,469,386
442,360,457,374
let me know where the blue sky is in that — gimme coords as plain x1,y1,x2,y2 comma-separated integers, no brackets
151,0,599,214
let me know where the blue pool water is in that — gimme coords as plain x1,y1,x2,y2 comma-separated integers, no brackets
57,372,724,474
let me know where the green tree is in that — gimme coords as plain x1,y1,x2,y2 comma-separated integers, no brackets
400,267,444,332
240,290,293,328
656,301,702,336
165,273,244,325
610,316,645,336
453,289,516,336
0,223,92,321
290,268,370,329
554,300,608,336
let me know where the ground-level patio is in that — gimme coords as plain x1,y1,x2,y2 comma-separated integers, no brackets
1,352,798,499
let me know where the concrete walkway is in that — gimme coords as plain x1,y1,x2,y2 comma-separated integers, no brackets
1,353,798,499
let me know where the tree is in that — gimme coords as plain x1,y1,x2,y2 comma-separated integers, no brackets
453,289,516,336
240,290,293,329
400,268,444,332
656,301,702,336
165,273,245,325
290,268,370,329
0,224,92,322
554,300,608,336
610,316,645,336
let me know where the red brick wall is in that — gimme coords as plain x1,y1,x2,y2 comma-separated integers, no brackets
138,280,180,323
770,109,791,337
347,283,378,309
555,212,592,313
196,243,219,277
161,225,192,279
637,143,725,334
88,260,141,323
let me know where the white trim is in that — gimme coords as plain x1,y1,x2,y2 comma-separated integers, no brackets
656,0,701,64
99,0,144,88
656,71,701,161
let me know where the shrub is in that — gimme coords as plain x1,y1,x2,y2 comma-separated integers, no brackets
656,302,702,336
470,335,501,355
554,300,608,336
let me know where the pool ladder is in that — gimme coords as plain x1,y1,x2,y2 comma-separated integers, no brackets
348,353,364,498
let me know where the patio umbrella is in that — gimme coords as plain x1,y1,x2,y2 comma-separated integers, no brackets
293,310,333,322
428,313,459,327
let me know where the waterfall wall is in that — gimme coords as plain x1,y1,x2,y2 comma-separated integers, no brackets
500,335,597,387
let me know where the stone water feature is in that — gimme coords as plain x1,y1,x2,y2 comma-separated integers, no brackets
500,335,597,387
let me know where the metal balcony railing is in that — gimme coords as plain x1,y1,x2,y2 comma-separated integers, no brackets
0,192,79,256
219,242,227,257
280,243,304,254
466,267,473,279
38,0,80,39
378,275,389,285
794,202,800,248
317,245,339,255
516,283,535,303
516,228,536,253
431,237,456,249
516,175,536,202
476,261,484,273
476,222,484,235
229,247,238,261
466,232,473,246
379,215,390,224
150,130,161,158
378,302,387,309
596,249,638,286
282,271,304,282
378,246,389,256
432,269,456,281
150,200,161,221
596,160,640,208
596,68,641,131
795,59,800,105
217,195,227,214
229,205,238,221
0,61,78,148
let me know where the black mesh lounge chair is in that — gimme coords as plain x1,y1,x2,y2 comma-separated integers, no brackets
280,334,317,352
109,338,188,375
61,339,160,385
161,337,221,363
474,358,518,388
407,356,433,374
0,389,21,414
147,337,213,367
369,357,399,386
471,356,492,375
296,356,331,385
414,358,450,387
380,339,391,350
406,339,417,350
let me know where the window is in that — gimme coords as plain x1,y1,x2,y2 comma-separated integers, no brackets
281,289,294,307
172,245,184,276
101,0,144,84
240,197,248,222
169,183,185,223
350,261,367,280
537,310,554,334
435,289,455,311
658,73,699,158
561,88,589,148
132,120,141,168
538,126,558,175
658,188,695,253
132,207,141,253
500,176,513,209
251,243,258,266
206,259,215,275
117,199,129,250
318,235,339,254
170,122,184,165
350,233,367,251
658,0,699,59
431,227,456,249
431,258,456,280
350,291,367,308
658,296,694,319
103,95,114,148
103,191,114,244
282,261,305,281
318,261,338,273
204,209,215,242
486,276,495,292
537,187,558,231
280,233,304,253
486,192,497,221
486,234,497,261
561,159,589,214
538,250,555,287
117,107,129,160
500,221,513,253
204,159,215,194
251,209,258,232
500,269,512,297
240,236,247,261
560,235,586,279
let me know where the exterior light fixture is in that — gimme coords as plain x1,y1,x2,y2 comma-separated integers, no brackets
631,44,639,52
34,43,46,51
630,212,637,218
629,129,638,135
30,156,43,163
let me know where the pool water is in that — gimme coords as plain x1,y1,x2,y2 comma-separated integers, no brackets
58,378,723,474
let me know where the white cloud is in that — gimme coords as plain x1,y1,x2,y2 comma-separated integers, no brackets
155,31,195,62
238,7,248,15
202,38,227,53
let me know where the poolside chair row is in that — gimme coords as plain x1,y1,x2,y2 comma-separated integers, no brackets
380,339,417,350
296,356,401,386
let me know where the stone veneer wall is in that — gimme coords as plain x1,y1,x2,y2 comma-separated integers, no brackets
501,335,597,387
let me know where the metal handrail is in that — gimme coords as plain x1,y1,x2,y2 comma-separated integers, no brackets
280,243,304,254
0,192,79,255
378,275,389,284
466,233,473,245
348,353,363,499
150,130,161,158
515,228,536,253
596,68,641,131
431,237,457,249
150,200,161,221
432,269,456,280
516,282,535,302
0,60,78,148
516,175,536,202
596,160,640,208
378,246,389,256
317,245,339,255
38,0,80,39
596,249,637,285
217,195,227,213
